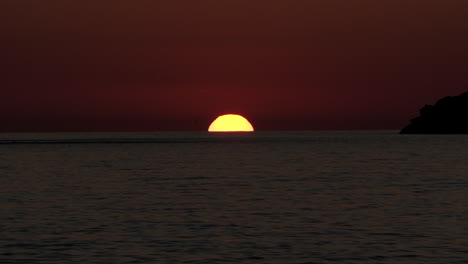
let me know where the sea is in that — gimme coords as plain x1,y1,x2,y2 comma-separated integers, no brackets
1,131,467,264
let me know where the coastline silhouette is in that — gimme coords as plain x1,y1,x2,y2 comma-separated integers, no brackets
401,91,468,134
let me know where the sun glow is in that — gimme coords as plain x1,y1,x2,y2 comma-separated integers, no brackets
208,114,254,132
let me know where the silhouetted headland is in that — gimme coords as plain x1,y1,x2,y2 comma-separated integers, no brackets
401,92,468,134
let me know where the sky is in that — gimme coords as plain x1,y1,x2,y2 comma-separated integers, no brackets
1,0,468,131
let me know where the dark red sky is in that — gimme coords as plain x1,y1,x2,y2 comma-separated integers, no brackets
1,0,468,131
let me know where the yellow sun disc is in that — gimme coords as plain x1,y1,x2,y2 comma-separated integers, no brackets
208,114,254,132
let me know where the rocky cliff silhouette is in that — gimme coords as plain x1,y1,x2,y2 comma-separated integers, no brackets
400,92,468,134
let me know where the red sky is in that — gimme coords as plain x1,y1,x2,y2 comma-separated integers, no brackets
1,0,468,131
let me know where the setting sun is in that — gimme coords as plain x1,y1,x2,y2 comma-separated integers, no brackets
208,114,254,132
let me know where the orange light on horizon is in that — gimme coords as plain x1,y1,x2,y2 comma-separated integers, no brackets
208,114,254,132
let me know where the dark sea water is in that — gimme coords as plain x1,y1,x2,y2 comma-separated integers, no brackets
1,131,468,264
